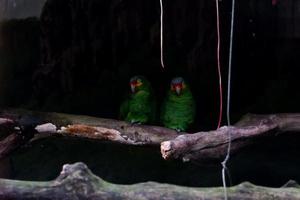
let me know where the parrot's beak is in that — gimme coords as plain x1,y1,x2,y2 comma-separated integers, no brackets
175,86,181,95
131,84,136,93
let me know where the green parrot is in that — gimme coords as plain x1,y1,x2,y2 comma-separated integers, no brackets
119,76,156,124
161,77,196,132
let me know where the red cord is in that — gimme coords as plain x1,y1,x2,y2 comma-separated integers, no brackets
216,0,223,129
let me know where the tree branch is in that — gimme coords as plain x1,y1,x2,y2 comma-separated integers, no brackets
0,162,299,200
0,133,22,159
0,117,22,159
161,113,300,162
1,109,300,162
0,108,178,154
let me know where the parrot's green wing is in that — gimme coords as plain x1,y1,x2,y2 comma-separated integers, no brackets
161,88,196,131
119,76,156,124
125,90,156,124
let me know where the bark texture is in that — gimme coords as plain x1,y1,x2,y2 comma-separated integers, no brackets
0,108,178,147
1,109,300,163
161,113,300,162
0,162,300,200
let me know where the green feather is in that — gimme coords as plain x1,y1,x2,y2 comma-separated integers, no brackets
120,76,156,124
161,79,196,131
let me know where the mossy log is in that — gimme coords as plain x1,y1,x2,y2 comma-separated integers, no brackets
0,162,300,200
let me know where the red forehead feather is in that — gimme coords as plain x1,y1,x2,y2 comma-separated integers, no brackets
130,80,137,85
171,83,183,90
172,83,183,87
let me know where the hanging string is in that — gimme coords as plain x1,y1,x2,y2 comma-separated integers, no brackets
227,0,235,127
221,0,235,199
216,0,223,129
160,0,165,68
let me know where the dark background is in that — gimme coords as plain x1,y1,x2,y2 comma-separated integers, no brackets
1,0,299,129
0,0,299,187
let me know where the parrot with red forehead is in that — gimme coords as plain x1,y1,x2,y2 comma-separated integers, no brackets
119,76,156,124
160,77,196,132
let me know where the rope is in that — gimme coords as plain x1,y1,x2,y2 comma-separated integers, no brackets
221,0,236,199
216,0,223,129
160,0,165,68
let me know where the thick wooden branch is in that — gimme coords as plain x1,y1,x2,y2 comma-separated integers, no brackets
1,108,300,162
161,113,300,162
0,162,299,200
0,108,178,155
0,118,23,159
0,133,22,159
